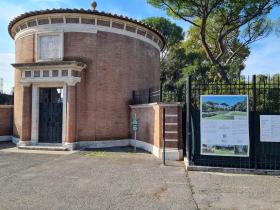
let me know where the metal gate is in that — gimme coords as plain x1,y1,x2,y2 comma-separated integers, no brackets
39,88,63,143
185,75,280,170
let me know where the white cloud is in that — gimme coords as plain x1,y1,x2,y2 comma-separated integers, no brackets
243,35,280,75
0,53,15,93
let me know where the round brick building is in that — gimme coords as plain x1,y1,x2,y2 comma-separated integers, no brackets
9,6,164,149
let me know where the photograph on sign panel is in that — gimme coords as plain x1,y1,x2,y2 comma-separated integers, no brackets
201,95,247,120
201,144,248,156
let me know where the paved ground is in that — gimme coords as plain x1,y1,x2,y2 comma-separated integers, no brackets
188,171,280,210
0,142,196,210
1,142,280,210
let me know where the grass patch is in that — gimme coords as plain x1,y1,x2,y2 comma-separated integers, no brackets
213,149,235,155
203,111,246,120
82,151,108,157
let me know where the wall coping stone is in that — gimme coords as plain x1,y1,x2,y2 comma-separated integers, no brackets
130,102,183,109
0,105,14,108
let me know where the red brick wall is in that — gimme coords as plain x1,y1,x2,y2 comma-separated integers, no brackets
14,31,160,142
64,31,160,141
130,104,183,149
0,106,13,136
14,34,35,138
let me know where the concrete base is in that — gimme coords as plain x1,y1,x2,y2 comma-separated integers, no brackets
131,140,183,160
184,158,280,176
18,145,68,151
0,136,12,142
8,137,182,161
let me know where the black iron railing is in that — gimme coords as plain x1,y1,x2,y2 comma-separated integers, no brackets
0,93,13,105
186,74,280,170
132,87,161,105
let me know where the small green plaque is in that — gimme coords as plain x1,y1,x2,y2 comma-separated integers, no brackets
132,119,139,131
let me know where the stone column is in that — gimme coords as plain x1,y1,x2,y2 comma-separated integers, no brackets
65,84,76,144
20,84,32,144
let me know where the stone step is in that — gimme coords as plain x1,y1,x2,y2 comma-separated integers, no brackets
18,145,68,151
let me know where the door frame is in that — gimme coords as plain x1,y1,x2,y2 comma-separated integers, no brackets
31,83,67,145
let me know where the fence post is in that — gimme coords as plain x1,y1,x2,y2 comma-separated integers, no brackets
148,88,151,103
160,83,163,102
252,75,257,169
132,90,136,105
186,75,192,162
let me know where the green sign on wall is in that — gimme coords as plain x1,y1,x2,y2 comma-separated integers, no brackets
132,119,139,132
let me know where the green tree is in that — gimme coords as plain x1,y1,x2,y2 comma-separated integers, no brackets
161,47,187,101
142,17,186,101
181,20,250,81
147,0,277,82
142,17,184,58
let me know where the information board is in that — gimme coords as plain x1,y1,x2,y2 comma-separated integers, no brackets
260,115,280,142
200,95,249,157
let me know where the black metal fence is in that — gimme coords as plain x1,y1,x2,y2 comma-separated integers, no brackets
132,87,161,105
0,93,13,105
186,75,280,170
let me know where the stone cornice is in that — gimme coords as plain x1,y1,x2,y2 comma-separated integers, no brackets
12,61,87,72
8,10,165,51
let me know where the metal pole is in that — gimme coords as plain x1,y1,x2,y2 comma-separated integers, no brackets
160,83,163,102
163,107,166,165
134,113,137,153
148,88,151,103
186,75,192,162
132,90,136,104
252,75,257,169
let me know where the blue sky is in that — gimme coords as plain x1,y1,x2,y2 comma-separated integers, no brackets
0,0,280,93
202,96,247,107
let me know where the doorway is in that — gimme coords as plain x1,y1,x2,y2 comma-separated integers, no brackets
39,88,63,143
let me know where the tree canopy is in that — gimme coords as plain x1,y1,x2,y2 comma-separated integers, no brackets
147,0,278,82
142,17,184,58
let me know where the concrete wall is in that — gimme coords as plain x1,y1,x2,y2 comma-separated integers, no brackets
0,105,14,139
130,103,183,160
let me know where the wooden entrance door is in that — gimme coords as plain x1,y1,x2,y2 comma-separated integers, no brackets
39,88,63,143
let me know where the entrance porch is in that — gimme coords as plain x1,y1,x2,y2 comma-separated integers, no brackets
12,61,87,149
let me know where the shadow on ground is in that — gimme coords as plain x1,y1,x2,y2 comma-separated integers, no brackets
0,141,16,150
83,146,148,154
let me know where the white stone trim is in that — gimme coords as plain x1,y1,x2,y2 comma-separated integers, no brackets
16,63,86,72
36,31,64,62
31,83,67,145
130,140,182,160
165,131,177,134
9,137,182,160
0,105,13,108
21,77,81,86
73,139,131,150
12,136,20,145
31,85,39,143
15,23,161,51
165,123,178,125
130,102,183,109
165,114,178,117
165,139,178,142
62,84,67,142
129,103,158,109
0,136,12,142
